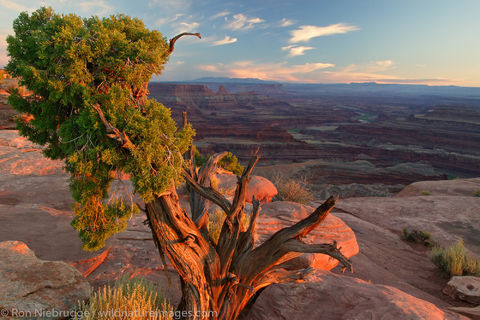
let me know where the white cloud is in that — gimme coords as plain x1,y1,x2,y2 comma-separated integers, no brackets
0,30,12,67
282,45,314,57
320,60,403,83
289,23,359,43
225,13,264,31
211,11,229,20
0,0,28,12
198,60,334,82
176,21,200,32
213,36,237,46
148,0,191,10
280,18,294,27
155,13,183,27
76,0,112,16
346,60,395,73
376,60,393,69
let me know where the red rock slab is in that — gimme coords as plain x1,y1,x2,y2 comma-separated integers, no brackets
243,270,468,320
254,201,359,270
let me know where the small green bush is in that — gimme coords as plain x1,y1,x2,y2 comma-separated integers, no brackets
208,209,248,244
402,228,433,246
74,277,173,320
473,189,480,197
430,239,480,276
421,190,430,196
194,148,244,175
273,174,313,204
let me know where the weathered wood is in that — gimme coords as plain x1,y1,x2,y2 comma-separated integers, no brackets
142,151,352,320
169,33,202,54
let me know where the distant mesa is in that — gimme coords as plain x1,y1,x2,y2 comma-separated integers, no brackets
189,77,280,84
216,85,229,95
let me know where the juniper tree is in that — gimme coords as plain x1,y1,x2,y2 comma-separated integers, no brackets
6,7,352,320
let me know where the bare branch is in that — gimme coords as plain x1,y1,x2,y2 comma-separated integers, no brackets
254,267,313,291
252,196,337,256
281,239,353,273
228,152,259,218
184,170,232,214
169,33,202,55
182,111,188,128
92,104,135,150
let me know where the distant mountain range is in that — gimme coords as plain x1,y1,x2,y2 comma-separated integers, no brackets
178,77,480,99
188,77,280,84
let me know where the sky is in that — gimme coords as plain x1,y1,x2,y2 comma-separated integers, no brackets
0,0,479,86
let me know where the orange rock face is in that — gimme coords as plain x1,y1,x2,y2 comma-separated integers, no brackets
243,270,468,320
254,201,359,270
215,173,278,203
0,241,90,319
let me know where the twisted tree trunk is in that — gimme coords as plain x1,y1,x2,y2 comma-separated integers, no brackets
144,151,352,320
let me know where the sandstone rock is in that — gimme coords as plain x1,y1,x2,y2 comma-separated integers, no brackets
336,195,480,255
0,130,64,176
443,276,480,304
243,270,468,320
0,241,90,319
397,178,480,197
328,209,457,308
215,173,277,203
254,201,358,270
449,305,480,320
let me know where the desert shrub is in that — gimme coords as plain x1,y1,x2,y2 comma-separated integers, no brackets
273,173,313,204
421,190,430,196
74,277,173,320
402,228,433,246
194,147,244,175
218,152,244,175
474,189,480,197
430,239,480,276
208,209,248,244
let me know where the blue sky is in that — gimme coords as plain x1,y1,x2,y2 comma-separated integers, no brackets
1,0,479,86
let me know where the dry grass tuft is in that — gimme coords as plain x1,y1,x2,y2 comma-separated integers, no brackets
74,277,173,320
430,239,480,276
272,173,313,204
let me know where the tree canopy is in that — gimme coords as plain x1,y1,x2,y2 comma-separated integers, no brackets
6,7,194,250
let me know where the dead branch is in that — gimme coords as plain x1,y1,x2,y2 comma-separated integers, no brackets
91,104,135,150
168,33,202,55
184,169,232,214
71,247,111,278
281,239,353,272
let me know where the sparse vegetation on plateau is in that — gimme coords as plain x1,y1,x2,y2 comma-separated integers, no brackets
430,239,480,276
74,277,173,320
421,190,430,196
474,189,480,197
402,228,433,247
273,173,313,204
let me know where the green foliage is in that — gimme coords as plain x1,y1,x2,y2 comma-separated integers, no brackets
401,228,433,247
193,147,244,175
218,152,244,175
421,190,430,196
73,277,173,320
474,189,480,197
6,7,194,250
208,209,248,245
273,173,313,204
430,239,480,276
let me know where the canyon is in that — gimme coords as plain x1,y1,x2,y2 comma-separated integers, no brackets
148,80,480,197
